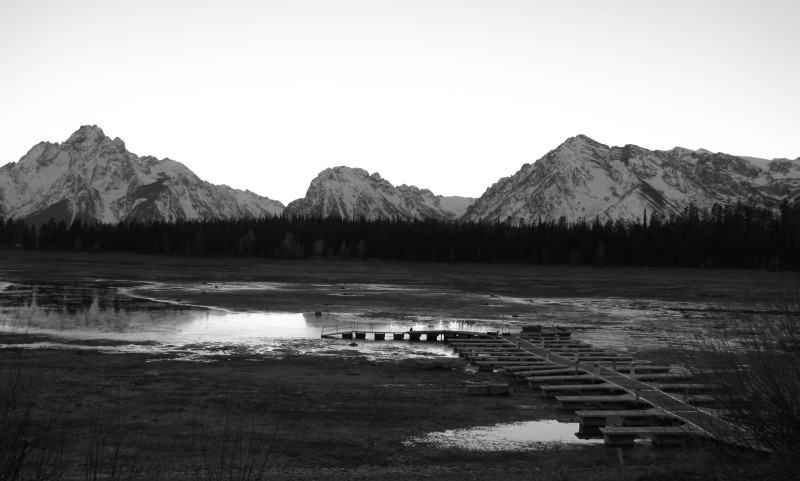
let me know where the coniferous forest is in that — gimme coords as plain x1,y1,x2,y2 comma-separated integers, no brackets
1,201,799,270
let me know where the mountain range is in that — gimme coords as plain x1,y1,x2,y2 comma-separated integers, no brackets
0,125,283,224
1,126,798,225
463,134,800,224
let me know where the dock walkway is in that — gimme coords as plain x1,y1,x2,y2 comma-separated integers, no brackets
321,323,495,341
510,335,765,451
320,322,766,451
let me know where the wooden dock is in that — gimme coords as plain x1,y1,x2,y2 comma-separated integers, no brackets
320,323,496,341
449,332,765,451
508,334,766,451
320,322,767,451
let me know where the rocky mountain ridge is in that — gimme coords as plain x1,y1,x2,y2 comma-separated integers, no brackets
0,125,284,224
283,166,473,221
462,135,800,224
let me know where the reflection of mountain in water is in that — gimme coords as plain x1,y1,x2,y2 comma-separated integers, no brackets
0,283,199,334
0,282,464,361
1,283,192,314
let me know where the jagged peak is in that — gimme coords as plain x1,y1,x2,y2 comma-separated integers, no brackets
550,135,610,161
65,125,106,147
313,166,396,187
111,136,126,151
665,146,696,156
320,166,369,178
564,134,603,147
398,184,434,196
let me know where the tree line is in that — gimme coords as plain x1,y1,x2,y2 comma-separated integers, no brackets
1,200,798,269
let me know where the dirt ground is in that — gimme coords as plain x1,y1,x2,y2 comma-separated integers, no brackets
0,251,789,480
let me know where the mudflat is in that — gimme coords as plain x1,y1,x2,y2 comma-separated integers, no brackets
0,251,781,480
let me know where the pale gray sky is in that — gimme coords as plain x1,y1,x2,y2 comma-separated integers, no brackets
1,0,798,204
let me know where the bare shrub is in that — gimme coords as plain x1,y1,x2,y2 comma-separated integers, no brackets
0,351,65,481
189,388,277,481
679,275,800,452
82,399,161,481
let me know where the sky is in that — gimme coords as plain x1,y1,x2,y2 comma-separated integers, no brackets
1,0,799,205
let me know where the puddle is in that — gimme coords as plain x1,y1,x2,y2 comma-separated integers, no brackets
405,420,603,450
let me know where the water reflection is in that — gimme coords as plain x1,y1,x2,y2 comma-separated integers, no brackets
136,279,742,353
405,420,603,450
1,280,738,359
0,283,461,361
3,293,330,343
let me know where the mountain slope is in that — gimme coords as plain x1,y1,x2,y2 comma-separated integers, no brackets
0,125,284,224
463,135,800,224
283,166,473,221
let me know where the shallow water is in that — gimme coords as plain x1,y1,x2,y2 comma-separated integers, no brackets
0,280,730,359
404,419,604,450
0,282,467,361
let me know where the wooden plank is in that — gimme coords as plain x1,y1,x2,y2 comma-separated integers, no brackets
466,353,534,359
501,363,558,371
631,372,693,381
518,367,580,376
449,340,508,345
458,351,523,357
462,353,531,360
557,394,646,410
527,374,601,384
503,362,560,370
575,409,664,417
472,360,547,366
613,365,671,373
556,394,636,403
541,383,621,392
467,356,535,361
455,347,522,353
540,383,624,397
459,353,527,359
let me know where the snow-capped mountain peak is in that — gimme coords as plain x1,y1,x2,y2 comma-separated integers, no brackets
65,124,106,147
463,135,800,224
0,126,284,224
284,166,474,221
